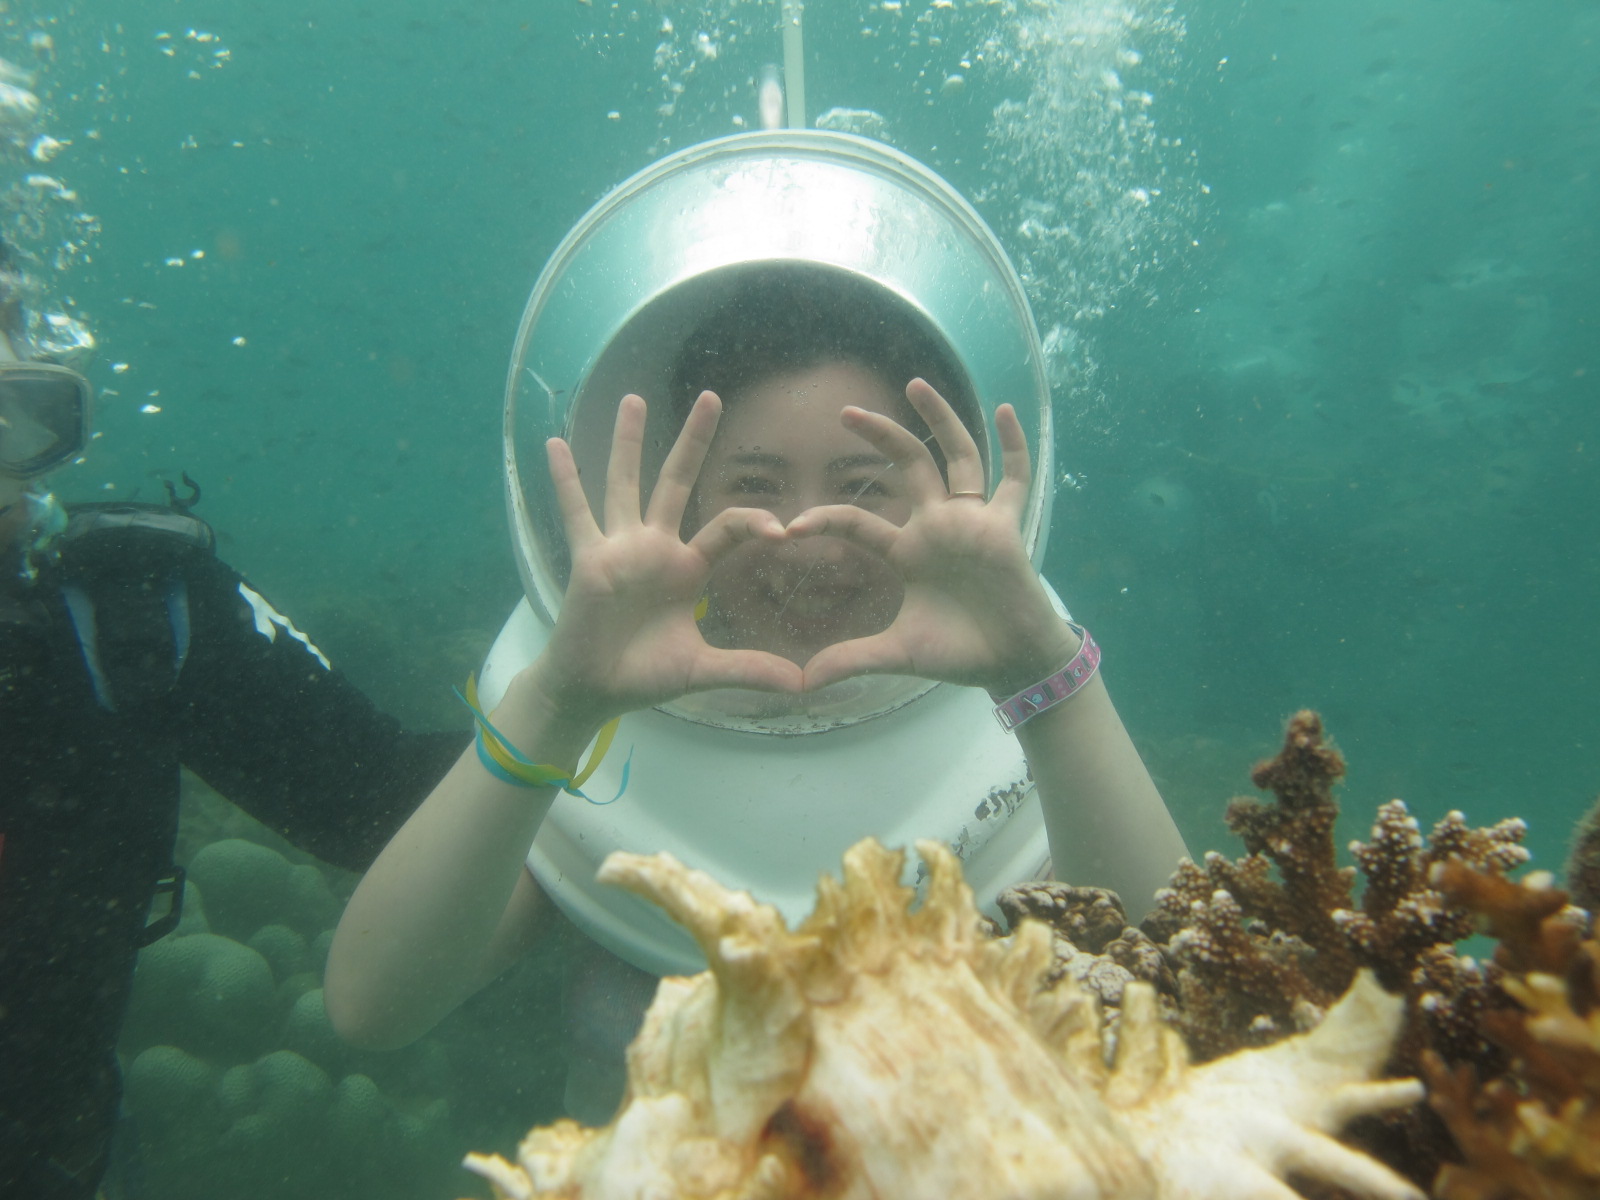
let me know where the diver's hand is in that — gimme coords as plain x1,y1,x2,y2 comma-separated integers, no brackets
789,380,1079,696
518,391,803,734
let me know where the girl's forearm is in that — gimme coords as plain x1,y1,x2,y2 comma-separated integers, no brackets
325,671,600,1048
1015,675,1189,921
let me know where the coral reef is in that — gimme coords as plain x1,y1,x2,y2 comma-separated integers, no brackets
1130,712,1530,1062
121,833,461,1200
462,838,1424,1200
123,781,570,1200
1421,863,1600,1200
999,712,1530,1104
995,711,1600,1198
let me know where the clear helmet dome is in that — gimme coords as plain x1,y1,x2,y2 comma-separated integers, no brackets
505,130,1054,733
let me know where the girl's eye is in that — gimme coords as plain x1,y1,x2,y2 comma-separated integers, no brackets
841,477,888,498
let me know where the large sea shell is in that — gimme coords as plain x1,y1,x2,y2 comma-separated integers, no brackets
464,839,1425,1200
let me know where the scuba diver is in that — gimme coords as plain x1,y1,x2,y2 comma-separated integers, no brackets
325,266,1190,1117
0,253,465,1199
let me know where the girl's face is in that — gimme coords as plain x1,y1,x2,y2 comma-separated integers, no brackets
691,361,914,666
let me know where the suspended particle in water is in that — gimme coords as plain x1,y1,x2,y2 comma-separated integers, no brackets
231,336,247,347
140,404,161,414
941,73,964,95
111,362,129,373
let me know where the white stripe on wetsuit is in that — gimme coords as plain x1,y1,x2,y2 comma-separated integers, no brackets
237,582,331,670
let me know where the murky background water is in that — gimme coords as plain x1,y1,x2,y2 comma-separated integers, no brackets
5,0,1596,1196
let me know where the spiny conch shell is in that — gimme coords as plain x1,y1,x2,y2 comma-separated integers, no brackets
462,839,1426,1200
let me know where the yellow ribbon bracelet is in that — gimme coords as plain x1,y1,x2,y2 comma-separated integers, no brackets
457,674,628,802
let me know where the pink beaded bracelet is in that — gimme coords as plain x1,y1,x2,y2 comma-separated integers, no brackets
992,623,1102,732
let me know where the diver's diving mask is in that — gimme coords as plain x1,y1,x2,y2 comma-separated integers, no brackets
0,362,91,478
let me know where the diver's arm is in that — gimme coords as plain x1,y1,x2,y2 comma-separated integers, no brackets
174,555,465,873
1008,647,1189,920
324,667,594,1050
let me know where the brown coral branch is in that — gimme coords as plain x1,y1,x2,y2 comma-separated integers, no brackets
1226,712,1361,993
1418,866,1600,1200
1430,862,1577,978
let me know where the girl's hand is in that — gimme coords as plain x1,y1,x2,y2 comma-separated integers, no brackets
521,391,804,732
788,379,1079,697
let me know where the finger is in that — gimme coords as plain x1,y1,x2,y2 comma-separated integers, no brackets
646,391,721,531
602,394,648,533
837,406,948,502
687,648,805,695
686,504,788,565
992,403,1032,508
801,632,912,691
784,503,902,559
905,377,986,496
546,436,603,550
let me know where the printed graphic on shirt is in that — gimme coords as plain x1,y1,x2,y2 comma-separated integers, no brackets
237,582,332,670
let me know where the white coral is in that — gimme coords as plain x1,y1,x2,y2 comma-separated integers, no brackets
464,839,1425,1200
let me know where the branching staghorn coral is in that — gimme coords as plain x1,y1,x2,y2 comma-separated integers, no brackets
995,711,1544,1192
1005,712,1530,1065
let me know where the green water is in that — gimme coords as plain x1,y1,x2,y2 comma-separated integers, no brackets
5,0,1597,1196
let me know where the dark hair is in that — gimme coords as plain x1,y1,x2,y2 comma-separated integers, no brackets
668,264,977,441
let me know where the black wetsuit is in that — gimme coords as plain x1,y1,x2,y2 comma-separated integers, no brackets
0,503,463,1199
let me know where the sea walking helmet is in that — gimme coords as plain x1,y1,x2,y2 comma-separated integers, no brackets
482,79,1060,977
